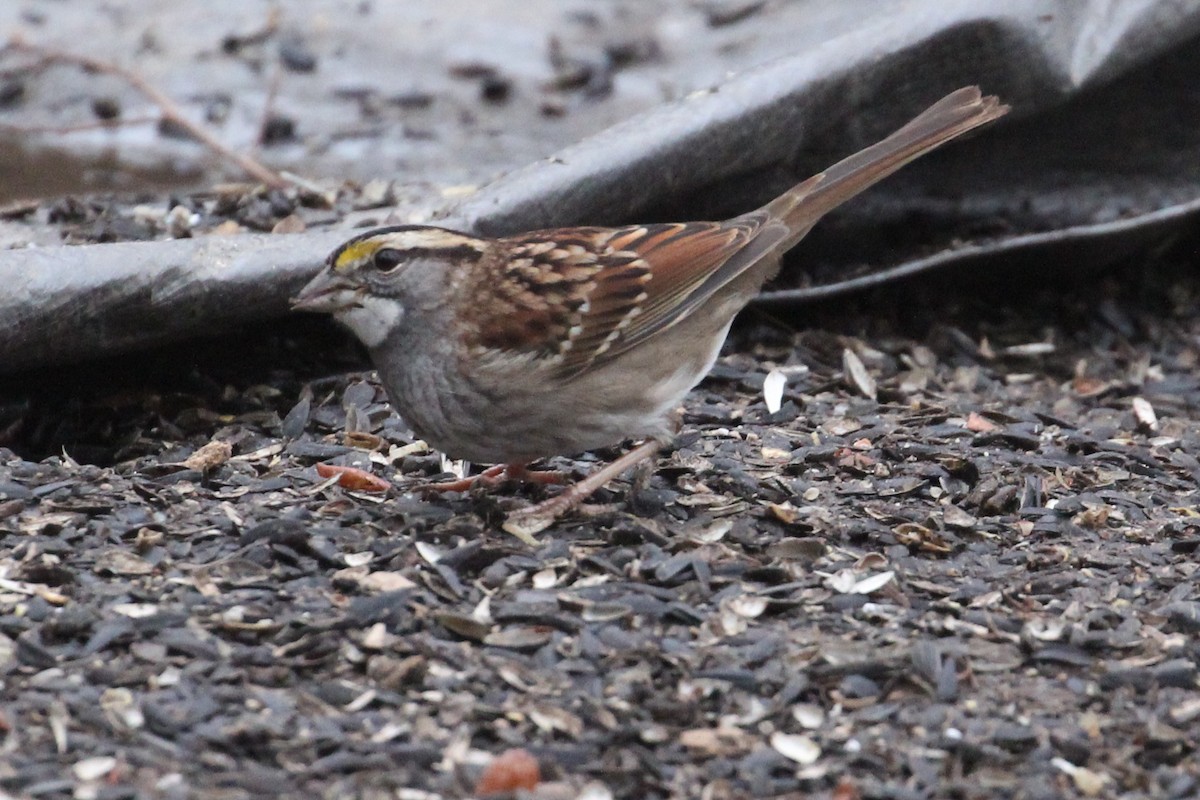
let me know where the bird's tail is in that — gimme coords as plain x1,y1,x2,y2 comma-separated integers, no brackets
766,86,1009,248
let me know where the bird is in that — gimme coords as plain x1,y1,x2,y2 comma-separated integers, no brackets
292,86,1008,541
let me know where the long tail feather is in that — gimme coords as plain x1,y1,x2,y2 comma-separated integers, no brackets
766,86,1009,248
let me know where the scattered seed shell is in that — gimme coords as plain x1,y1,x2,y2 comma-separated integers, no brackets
763,368,787,413
1131,396,1158,431
770,732,821,765
842,348,877,400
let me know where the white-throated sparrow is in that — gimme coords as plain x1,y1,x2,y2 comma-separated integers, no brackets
293,86,1007,541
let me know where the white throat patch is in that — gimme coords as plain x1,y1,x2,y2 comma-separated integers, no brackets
335,296,404,348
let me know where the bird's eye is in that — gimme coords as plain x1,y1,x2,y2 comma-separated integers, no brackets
372,248,406,272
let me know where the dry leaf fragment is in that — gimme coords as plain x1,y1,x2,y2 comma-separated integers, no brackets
315,463,390,492
182,440,232,472
834,448,876,471
361,623,391,649
965,412,998,433
1073,503,1111,529
942,505,977,529
344,430,385,451
529,705,585,737
271,213,306,234
433,612,490,641
832,777,862,800
853,553,888,570
474,748,540,796
360,571,417,593
1071,375,1110,397
1051,758,1109,797
679,726,756,756
822,418,863,436
93,550,154,576
766,537,826,561
208,219,244,235
483,626,554,650
893,522,952,554
767,502,801,524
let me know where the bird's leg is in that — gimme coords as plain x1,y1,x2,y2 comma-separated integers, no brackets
421,463,568,494
503,463,570,486
420,463,508,493
502,436,666,542
631,412,681,498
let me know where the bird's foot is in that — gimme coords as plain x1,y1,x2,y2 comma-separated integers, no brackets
419,463,568,494
502,438,664,543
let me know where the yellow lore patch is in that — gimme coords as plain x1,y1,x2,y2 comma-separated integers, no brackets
333,240,381,272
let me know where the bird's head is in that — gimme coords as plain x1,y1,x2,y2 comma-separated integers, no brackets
291,225,487,347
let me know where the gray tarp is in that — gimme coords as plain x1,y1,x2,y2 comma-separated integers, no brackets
3,0,1200,373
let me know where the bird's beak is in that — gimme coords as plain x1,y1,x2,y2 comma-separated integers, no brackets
291,269,359,314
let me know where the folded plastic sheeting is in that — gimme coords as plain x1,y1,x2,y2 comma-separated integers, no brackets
3,0,1200,373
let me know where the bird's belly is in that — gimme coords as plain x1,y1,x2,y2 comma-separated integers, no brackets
374,359,645,465
375,316,728,465
443,340,719,464
424,397,663,464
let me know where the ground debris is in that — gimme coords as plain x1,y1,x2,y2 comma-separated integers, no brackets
1,243,1199,799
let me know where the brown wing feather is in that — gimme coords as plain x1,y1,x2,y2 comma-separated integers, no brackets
601,220,766,351
455,234,596,357
460,221,774,377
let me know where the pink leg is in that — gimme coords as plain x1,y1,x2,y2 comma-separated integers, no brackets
420,463,569,494
502,438,664,543
504,463,569,486
421,463,508,493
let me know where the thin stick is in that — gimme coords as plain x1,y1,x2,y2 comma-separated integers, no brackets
252,60,283,152
6,38,289,188
0,115,158,135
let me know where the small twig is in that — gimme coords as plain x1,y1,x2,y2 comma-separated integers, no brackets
278,170,330,195
0,55,52,80
221,7,282,54
0,115,158,135
6,37,290,188
252,59,284,152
